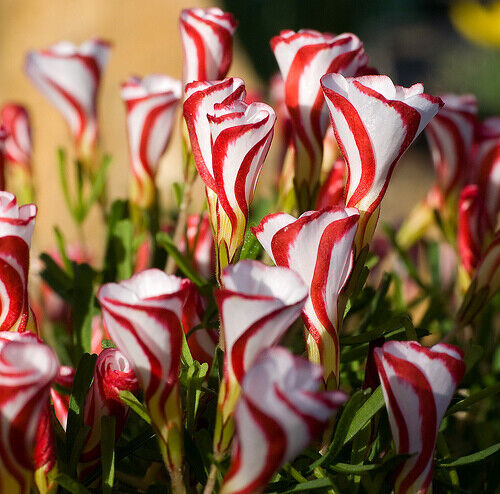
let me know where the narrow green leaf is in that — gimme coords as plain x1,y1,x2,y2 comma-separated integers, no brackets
40,252,73,300
266,478,333,493
86,154,112,210
71,263,95,358
52,473,92,494
173,182,185,207
181,331,194,367
464,344,483,374
57,148,74,215
240,229,261,260
309,389,367,470
101,415,116,494
157,231,207,287
446,382,500,416
345,386,385,445
101,339,116,350
114,220,134,281
53,226,74,276
120,390,151,424
437,442,500,468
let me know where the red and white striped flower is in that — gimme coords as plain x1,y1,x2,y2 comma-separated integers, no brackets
321,74,443,250
183,78,246,192
316,158,346,209
213,260,307,455
425,94,478,200
457,185,488,276
0,127,7,191
182,283,217,365
0,331,59,494
179,212,215,280
50,365,75,431
374,341,465,494
97,269,190,475
121,75,181,208
179,8,237,85
0,104,32,170
25,39,111,161
473,117,500,231
0,192,37,332
253,207,359,384
270,30,368,210
474,229,500,299
184,80,275,278
221,347,347,494
79,348,138,478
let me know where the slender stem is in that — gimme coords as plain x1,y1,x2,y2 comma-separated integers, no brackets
166,175,196,274
170,467,187,494
282,463,308,483
203,463,218,494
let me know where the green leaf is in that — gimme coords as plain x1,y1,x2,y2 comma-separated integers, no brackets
114,220,134,281
157,231,207,287
181,331,194,368
173,182,185,207
53,226,74,276
66,353,96,473
57,148,74,215
86,154,112,210
240,229,261,260
71,263,95,358
51,473,92,494
101,415,116,494
446,382,500,416
40,252,73,300
102,199,129,282
101,339,116,350
186,361,209,433
120,390,151,425
266,478,333,493
437,442,500,468
345,386,385,445
341,315,415,345
328,454,410,475
464,344,484,374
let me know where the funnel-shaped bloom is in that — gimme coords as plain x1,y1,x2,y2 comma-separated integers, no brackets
374,341,465,494
0,331,59,494
121,75,181,208
179,8,237,85
321,74,442,249
179,212,215,280
271,30,367,210
25,39,110,160
253,207,358,384
425,94,478,199
97,269,189,474
79,348,138,478
213,260,307,455
474,117,500,230
221,347,347,494
0,192,37,332
184,81,275,278
0,104,32,170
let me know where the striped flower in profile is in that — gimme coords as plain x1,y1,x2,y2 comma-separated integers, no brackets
179,7,237,85
374,341,465,494
184,80,275,280
121,75,181,208
0,127,6,190
271,29,368,211
321,73,442,250
473,117,500,231
97,269,189,484
1,104,32,170
425,94,478,201
253,207,359,386
213,260,308,456
0,192,37,332
0,331,59,494
25,38,110,162
221,348,347,494
79,348,138,478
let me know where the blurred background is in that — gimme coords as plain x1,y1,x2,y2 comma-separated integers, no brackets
1,0,499,252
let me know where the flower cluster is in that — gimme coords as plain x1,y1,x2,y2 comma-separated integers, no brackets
0,5,497,494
